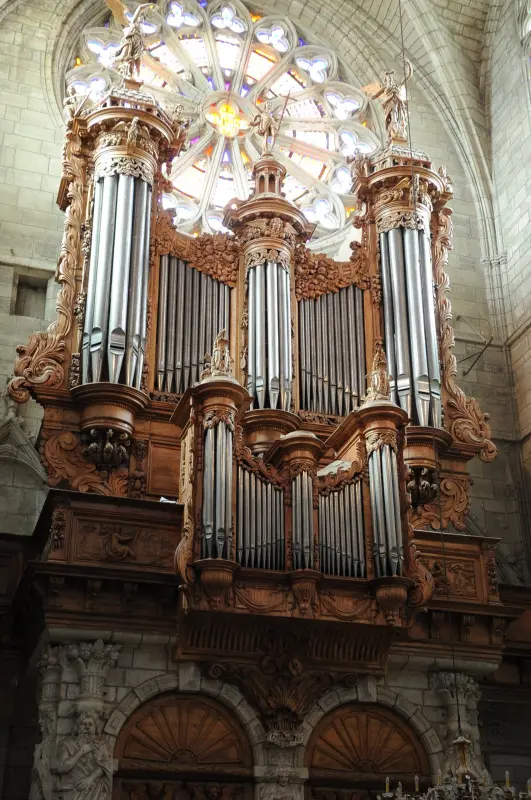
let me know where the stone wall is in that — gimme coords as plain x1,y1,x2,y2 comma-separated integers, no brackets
489,0,531,532
17,634,506,800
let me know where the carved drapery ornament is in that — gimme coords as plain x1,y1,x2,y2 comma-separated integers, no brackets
151,210,240,286
433,207,496,462
293,241,369,301
9,126,85,403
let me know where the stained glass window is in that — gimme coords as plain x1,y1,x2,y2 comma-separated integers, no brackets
69,0,379,247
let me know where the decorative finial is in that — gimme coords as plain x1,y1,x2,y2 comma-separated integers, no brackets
113,3,154,81
363,59,412,145
201,330,233,380
250,100,282,155
362,341,391,404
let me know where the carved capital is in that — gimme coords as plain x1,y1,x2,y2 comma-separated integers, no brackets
65,639,121,703
429,671,480,705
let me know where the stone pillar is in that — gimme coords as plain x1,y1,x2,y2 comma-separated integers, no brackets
255,742,307,800
30,639,121,800
429,671,490,783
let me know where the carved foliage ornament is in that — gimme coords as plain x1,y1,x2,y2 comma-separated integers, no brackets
410,472,471,531
294,240,369,301
151,210,239,286
433,208,496,462
42,430,128,496
9,128,85,403
246,247,290,271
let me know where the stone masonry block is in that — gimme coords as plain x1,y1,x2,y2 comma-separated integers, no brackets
178,662,201,692
104,709,127,736
134,677,161,703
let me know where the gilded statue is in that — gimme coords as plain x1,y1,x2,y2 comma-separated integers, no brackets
113,3,154,79
250,100,281,155
364,60,412,144
52,711,113,800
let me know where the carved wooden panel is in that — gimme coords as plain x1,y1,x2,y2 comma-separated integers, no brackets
73,521,175,567
307,704,429,781
115,694,253,773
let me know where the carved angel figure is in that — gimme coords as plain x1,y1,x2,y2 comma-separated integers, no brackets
113,3,154,79
250,101,280,155
364,60,412,144
52,711,113,800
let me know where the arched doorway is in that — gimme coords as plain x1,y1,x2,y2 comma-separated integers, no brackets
113,692,254,800
305,703,431,799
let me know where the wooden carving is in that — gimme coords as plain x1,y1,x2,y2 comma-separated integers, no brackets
115,694,253,768
9,125,85,403
404,531,435,609
151,210,240,286
410,472,472,531
427,558,477,599
307,704,430,775
294,241,369,301
433,207,496,462
118,781,250,800
41,430,128,496
74,522,174,567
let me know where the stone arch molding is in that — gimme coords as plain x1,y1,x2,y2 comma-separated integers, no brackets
295,681,444,777
103,668,268,766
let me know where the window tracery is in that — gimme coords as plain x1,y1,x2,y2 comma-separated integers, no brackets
67,0,379,245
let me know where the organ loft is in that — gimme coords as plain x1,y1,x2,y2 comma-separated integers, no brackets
1,5,531,800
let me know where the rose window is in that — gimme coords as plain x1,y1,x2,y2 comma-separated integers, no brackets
67,0,380,246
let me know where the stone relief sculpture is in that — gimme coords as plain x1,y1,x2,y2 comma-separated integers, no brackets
30,707,56,800
52,711,113,800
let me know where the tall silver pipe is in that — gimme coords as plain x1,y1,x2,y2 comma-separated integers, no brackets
108,174,134,383
267,261,280,409
380,232,397,404
191,268,201,385
348,483,359,577
303,471,313,569
355,481,365,577
156,255,169,391
198,273,207,376
247,268,256,402
256,473,263,568
381,445,399,575
388,227,412,418
237,466,244,564
215,421,227,557
299,301,307,408
255,262,266,409
174,259,185,394
347,285,358,407
282,268,292,411
368,452,383,577
203,426,214,558
419,230,442,427
339,289,349,415
321,293,329,414
318,497,324,572
125,179,148,388
204,271,213,385
244,468,251,566
224,284,230,338
279,268,288,410
305,300,312,408
135,185,152,391
403,228,430,426
326,294,336,415
82,177,103,384
165,257,177,393
90,175,118,383
225,424,233,556
292,474,300,569
355,288,365,403
391,449,404,575
182,264,192,390
249,470,256,567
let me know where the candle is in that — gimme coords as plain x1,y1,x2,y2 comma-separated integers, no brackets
415,775,419,793
505,772,511,789
437,770,442,786
386,777,390,794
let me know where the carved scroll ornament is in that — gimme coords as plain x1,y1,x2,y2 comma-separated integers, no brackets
410,472,472,531
9,128,85,403
41,430,128,496
151,210,239,286
434,208,496,462
404,527,435,608
293,240,369,301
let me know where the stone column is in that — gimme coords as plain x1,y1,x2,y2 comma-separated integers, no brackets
429,671,490,783
255,741,307,800
30,639,121,800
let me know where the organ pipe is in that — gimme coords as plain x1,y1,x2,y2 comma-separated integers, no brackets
299,284,366,416
202,418,233,559
155,258,231,395
236,466,285,570
367,443,403,577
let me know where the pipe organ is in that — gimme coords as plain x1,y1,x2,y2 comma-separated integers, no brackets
8,65,500,694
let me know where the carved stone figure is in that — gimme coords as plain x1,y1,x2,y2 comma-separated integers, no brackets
52,711,113,800
113,3,154,79
364,61,412,144
29,706,56,800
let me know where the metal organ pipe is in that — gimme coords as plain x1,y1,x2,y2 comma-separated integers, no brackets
381,226,441,427
298,285,366,416
82,174,151,387
155,260,231,395
236,466,285,570
202,418,233,560
291,471,314,570
367,443,403,577
318,480,365,578
246,259,293,411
